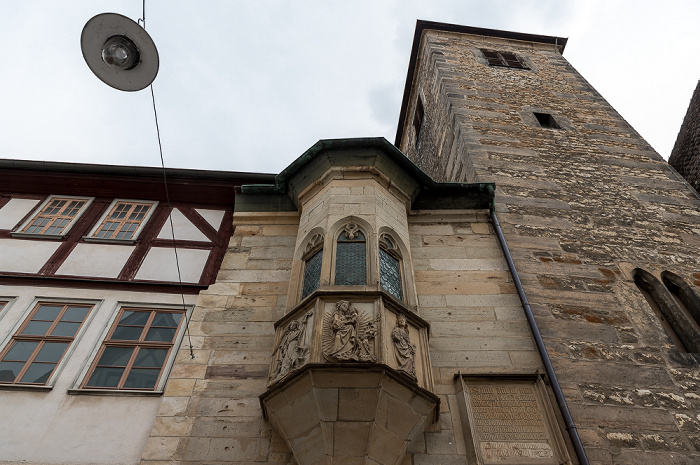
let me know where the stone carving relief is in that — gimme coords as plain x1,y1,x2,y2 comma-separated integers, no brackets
304,233,324,255
271,311,313,383
340,223,361,240
391,313,416,379
323,300,376,362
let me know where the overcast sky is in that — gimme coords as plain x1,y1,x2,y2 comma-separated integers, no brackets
1,1,699,175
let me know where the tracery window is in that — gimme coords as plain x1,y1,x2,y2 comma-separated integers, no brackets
301,234,324,299
634,269,700,354
379,234,403,300
334,223,366,286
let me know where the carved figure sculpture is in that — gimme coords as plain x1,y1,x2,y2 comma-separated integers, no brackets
271,311,312,382
392,313,416,379
323,300,376,362
329,300,358,360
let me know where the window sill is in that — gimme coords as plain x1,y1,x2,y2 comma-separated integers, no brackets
68,388,164,397
82,236,137,245
10,232,64,240
0,383,53,392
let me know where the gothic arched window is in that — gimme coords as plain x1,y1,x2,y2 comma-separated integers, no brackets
300,234,323,299
379,234,403,300
334,224,366,285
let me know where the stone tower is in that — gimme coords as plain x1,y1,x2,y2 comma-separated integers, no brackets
396,21,700,464
670,79,700,192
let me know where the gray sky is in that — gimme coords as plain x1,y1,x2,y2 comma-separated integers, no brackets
1,1,698,175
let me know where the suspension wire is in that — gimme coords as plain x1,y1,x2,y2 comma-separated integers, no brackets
150,84,195,359
141,2,195,359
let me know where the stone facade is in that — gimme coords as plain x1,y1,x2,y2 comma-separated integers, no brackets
397,22,700,465
140,139,573,464
670,79,700,192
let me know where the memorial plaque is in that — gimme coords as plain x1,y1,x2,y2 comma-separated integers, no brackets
457,379,569,465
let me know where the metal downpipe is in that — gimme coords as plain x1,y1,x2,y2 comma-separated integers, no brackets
490,210,590,465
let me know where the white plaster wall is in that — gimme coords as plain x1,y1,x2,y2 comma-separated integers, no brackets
135,247,210,283
0,238,61,273
0,286,197,465
56,243,135,278
157,208,209,241
195,208,225,231
0,198,40,230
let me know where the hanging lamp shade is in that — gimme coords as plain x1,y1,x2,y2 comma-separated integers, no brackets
81,13,159,91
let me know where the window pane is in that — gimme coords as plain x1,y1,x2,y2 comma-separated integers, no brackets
62,306,90,322
152,312,182,328
34,305,63,321
0,361,25,382
50,321,81,337
3,341,39,361
21,321,53,336
119,311,150,326
380,248,403,300
145,327,177,342
123,368,160,389
34,342,69,363
132,348,168,368
98,347,134,366
335,242,366,285
86,367,125,388
301,249,323,299
112,326,144,340
19,362,55,384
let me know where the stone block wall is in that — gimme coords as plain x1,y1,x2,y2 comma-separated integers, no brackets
406,209,546,463
400,28,700,464
670,79,700,191
140,212,299,465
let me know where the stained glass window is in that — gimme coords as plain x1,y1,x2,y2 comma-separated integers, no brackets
335,227,366,285
301,249,323,299
380,236,403,300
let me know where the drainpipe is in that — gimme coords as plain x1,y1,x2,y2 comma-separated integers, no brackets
490,209,590,465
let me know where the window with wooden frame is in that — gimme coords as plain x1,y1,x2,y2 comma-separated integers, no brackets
0,301,7,313
379,234,403,300
81,307,184,391
334,223,367,286
480,49,529,69
18,196,91,236
89,200,157,241
0,303,93,385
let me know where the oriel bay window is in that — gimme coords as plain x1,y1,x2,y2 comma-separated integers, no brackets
82,307,184,390
0,303,93,385
334,223,367,285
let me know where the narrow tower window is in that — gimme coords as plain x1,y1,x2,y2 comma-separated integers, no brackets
480,49,529,69
335,224,366,285
533,112,561,129
413,98,424,146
